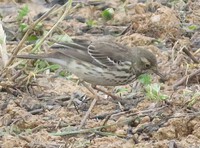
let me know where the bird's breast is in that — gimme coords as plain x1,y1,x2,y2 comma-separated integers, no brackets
65,59,136,86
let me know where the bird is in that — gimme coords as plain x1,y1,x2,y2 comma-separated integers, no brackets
17,40,164,86
17,40,165,128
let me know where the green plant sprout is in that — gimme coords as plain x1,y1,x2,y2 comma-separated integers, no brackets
101,8,114,21
17,5,29,21
139,74,169,101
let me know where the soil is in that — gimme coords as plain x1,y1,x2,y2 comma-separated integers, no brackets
0,0,200,148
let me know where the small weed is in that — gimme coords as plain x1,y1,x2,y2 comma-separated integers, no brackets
34,60,60,73
139,74,169,101
101,8,114,21
17,5,43,43
86,19,97,27
145,83,169,101
185,90,200,107
138,74,152,85
17,5,29,21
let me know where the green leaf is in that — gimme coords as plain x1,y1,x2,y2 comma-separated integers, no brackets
27,35,38,42
17,5,29,21
49,64,60,72
144,83,168,101
152,83,160,93
66,74,74,80
101,8,114,21
36,60,48,69
35,23,43,30
86,19,97,27
159,94,169,100
138,74,152,85
188,25,198,31
187,92,200,107
19,23,29,32
59,70,67,77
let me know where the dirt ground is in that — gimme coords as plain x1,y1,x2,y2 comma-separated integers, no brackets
0,0,200,148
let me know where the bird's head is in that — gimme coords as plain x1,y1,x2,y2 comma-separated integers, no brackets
135,48,165,80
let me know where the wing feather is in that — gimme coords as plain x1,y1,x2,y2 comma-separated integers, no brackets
50,40,132,68
88,41,129,67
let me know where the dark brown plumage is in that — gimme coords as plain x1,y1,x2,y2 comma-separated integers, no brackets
17,40,163,86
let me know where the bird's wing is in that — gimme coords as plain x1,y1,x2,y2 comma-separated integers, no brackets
51,41,132,68
88,41,131,67
51,42,91,61
51,42,104,67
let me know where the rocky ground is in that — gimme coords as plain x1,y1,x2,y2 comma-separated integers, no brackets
0,0,200,147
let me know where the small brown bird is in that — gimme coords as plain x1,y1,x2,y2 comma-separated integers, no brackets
17,40,164,86
17,40,165,128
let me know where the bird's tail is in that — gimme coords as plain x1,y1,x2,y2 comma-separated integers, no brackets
16,52,70,67
16,53,50,60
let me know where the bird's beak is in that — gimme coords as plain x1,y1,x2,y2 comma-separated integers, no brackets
152,68,166,81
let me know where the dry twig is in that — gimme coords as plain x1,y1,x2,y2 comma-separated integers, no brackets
173,68,200,89
182,46,199,64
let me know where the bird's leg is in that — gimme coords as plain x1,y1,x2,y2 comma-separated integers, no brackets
78,82,120,129
92,85,121,100
78,81,99,129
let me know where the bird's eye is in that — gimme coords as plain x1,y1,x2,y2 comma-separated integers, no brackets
145,63,151,68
